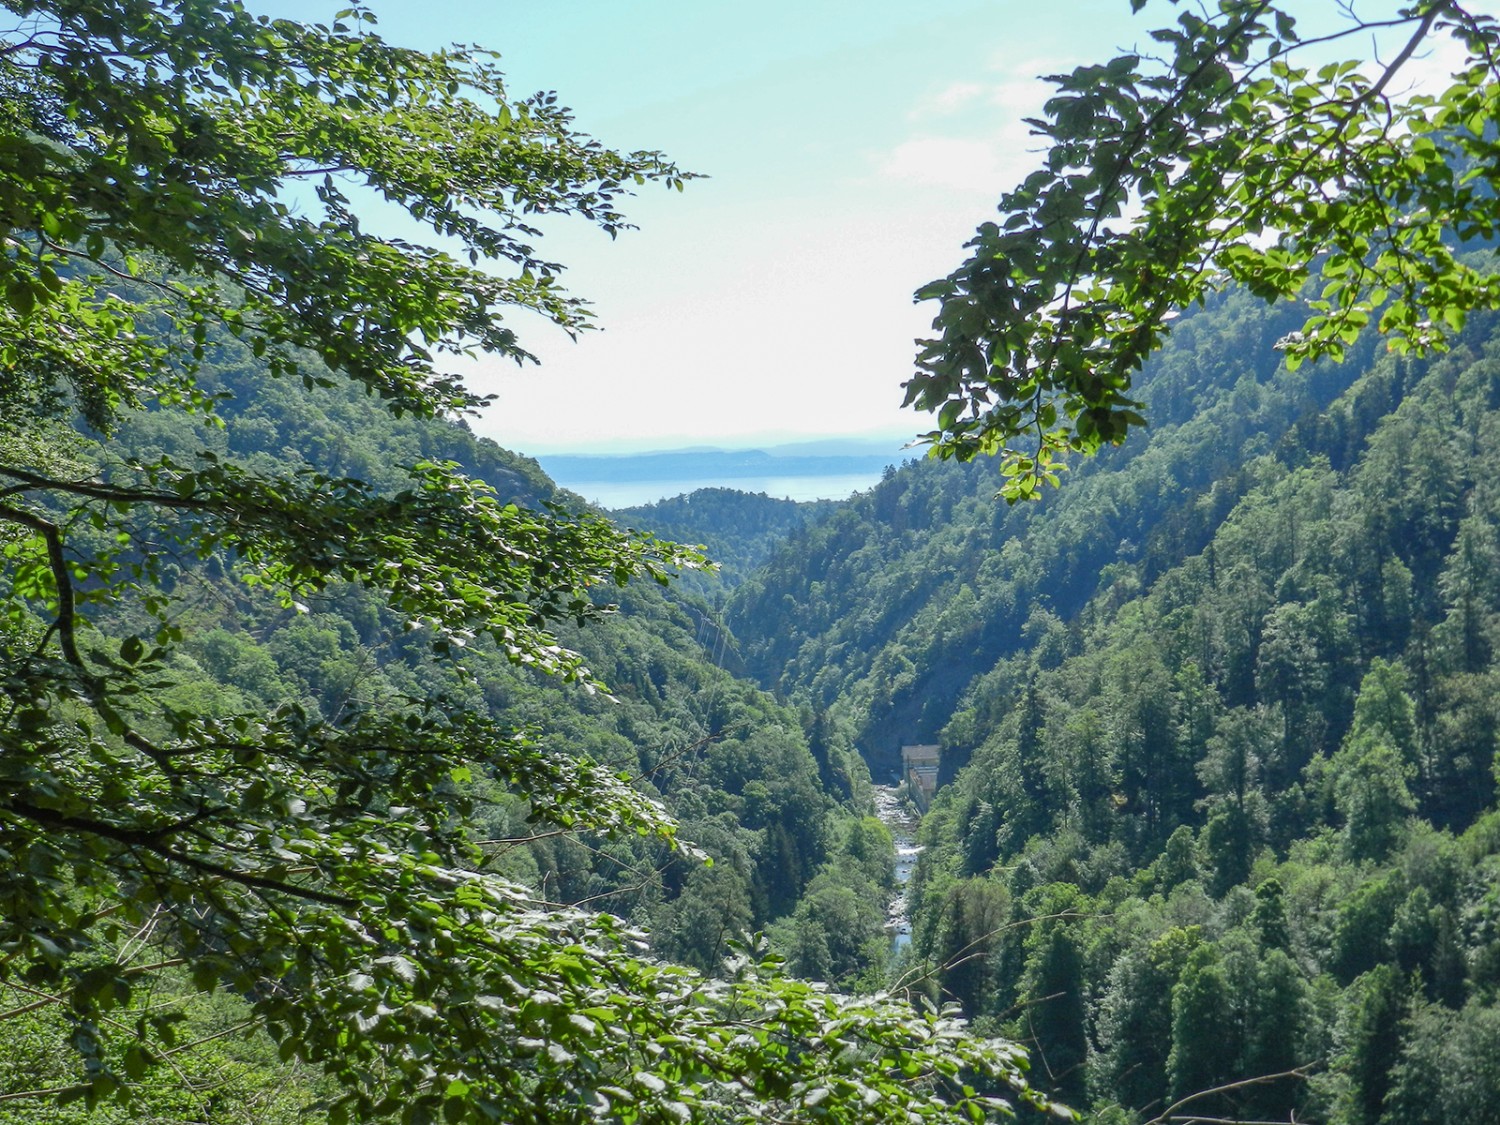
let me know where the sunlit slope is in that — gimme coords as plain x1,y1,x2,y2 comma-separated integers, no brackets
726,289,1388,775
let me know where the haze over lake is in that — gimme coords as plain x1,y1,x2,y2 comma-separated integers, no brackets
536,438,912,508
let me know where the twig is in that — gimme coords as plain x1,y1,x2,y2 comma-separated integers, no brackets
1145,1065,1316,1125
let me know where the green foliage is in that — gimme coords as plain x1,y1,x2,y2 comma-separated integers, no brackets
925,877,1011,1018
908,1,1500,498
739,238,1500,1120
1339,964,1411,1125
0,970,334,1125
1017,919,1088,1108
0,2,1043,1122
1092,925,1200,1114
613,488,838,599
1167,944,1234,1110
1330,737,1417,863
716,12,1500,1111
1382,998,1500,1125
729,288,1369,776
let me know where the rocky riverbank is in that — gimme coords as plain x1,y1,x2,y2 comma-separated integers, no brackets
872,784,922,951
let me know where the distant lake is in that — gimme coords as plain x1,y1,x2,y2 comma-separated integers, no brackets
535,444,909,509
560,471,887,510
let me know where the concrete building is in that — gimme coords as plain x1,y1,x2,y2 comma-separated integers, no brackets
902,744,941,812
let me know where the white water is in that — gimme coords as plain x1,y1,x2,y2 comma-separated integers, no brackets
872,784,922,951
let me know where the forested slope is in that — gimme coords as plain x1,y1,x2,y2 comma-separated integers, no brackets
0,338,883,1120
727,290,1380,776
176,351,882,944
612,488,837,598
730,288,1500,1121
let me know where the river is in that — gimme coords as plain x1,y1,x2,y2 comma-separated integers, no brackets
872,784,922,952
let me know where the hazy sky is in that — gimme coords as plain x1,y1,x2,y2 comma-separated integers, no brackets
286,2,1491,455
329,0,1125,454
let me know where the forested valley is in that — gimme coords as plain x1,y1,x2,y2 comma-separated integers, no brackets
725,288,1500,1122
0,329,907,1120
19,262,1500,1125
9,1,1500,1124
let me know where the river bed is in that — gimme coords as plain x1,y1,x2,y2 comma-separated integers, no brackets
872,784,922,951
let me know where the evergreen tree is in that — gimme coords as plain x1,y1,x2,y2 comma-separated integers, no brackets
1019,922,1089,1109
1341,964,1410,1125
1093,926,1201,1116
1168,944,1236,1115
1243,949,1310,1121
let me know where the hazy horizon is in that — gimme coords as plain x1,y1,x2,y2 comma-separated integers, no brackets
564,471,889,511
517,428,919,459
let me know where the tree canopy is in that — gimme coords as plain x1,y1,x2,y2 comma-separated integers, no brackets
730,171,1500,1125
906,0,1500,499
0,3,1045,1123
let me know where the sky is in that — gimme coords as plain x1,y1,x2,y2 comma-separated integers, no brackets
317,0,1127,454
278,1,1494,456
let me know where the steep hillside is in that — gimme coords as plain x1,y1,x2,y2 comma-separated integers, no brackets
727,289,1381,776
612,487,838,598
730,288,1500,1120
135,343,879,948
0,338,886,1119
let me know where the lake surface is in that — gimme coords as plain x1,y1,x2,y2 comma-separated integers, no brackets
563,471,887,509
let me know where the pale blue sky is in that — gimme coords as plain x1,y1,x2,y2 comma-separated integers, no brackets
280,2,1491,455
312,0,1127,454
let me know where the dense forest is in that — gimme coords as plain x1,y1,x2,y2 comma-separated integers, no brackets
612,489,839,604
0,4,1035,1123
11,1,1500,1124
721,287,1500,1121
13,288,1497,1121
0,334,905,1120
